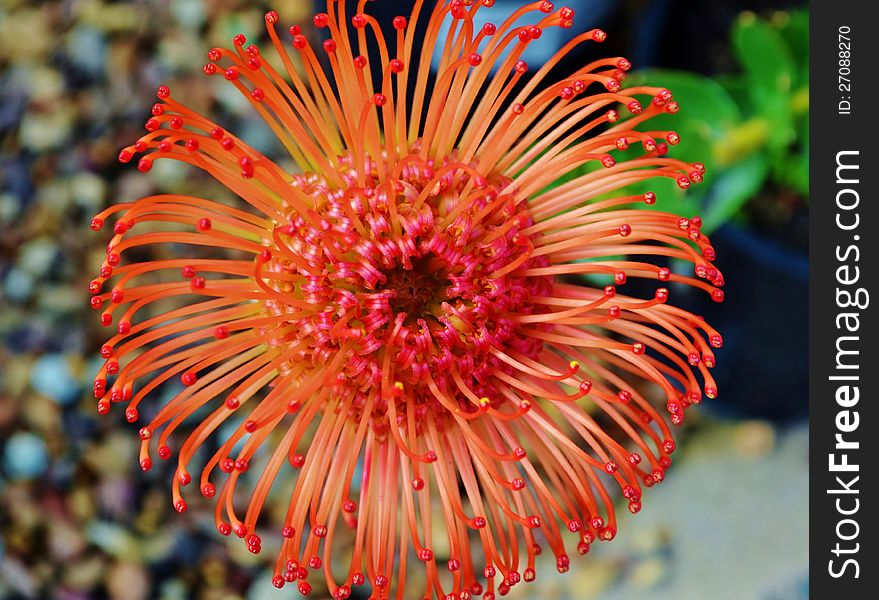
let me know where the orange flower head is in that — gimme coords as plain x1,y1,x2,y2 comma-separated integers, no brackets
91,2,724,598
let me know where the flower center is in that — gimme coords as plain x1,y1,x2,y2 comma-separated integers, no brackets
258,149,553,419
382,256,445,320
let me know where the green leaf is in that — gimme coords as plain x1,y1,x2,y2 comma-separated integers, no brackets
561,70,741,220
617,70,740,217
625,70,742,165
775,9,809,88
732,14,796,149
702,153,769,232
715,74,751,110
793,116,809,196
784,149,809,197
772,136,809,198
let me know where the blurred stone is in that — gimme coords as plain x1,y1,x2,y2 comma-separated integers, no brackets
68,485,97,523
246,570,283,600
215,82,253,116
0,556,39,598
66,25,108,78
37,179,71,214
106,561,150,600
2,355,33,397
276,0,315,22
4,267,35,303
54,588,93,600
628,525,670,555
0,395,17,428
61,555,105,591
134,489,168,537
86,521,140,558
200,556,228,588
18,237,59,277
97,475,135,519
37,285,84,316
228,536,263,566
20,394,61,434
3,431,49,480
151,157,190,190
0,156,34,206
158,577,188,600
74,0,144,33
733,420,776,459
30,353,80,406
48,519,87,561
19,107,74,152
209,11,263,51
104,38,138,104
69,172,107,214
139,527,183,564
239,118,282,156
23,67,65,103
0,8,52,62
629,557,668,591
0,192,22,225
171,0,207,30
117,170,158,201
158,31,204,71
82,431,138,476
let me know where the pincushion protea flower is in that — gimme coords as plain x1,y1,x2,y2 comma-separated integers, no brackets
90,1,724,597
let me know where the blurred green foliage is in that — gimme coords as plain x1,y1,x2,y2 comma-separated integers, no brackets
620,9,809,233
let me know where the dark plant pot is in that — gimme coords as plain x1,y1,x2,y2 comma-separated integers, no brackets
692,223,808,422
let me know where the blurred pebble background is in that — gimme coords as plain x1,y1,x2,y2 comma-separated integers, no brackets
0,1,807,599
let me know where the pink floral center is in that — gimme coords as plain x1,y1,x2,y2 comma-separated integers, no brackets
260,149,552,429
